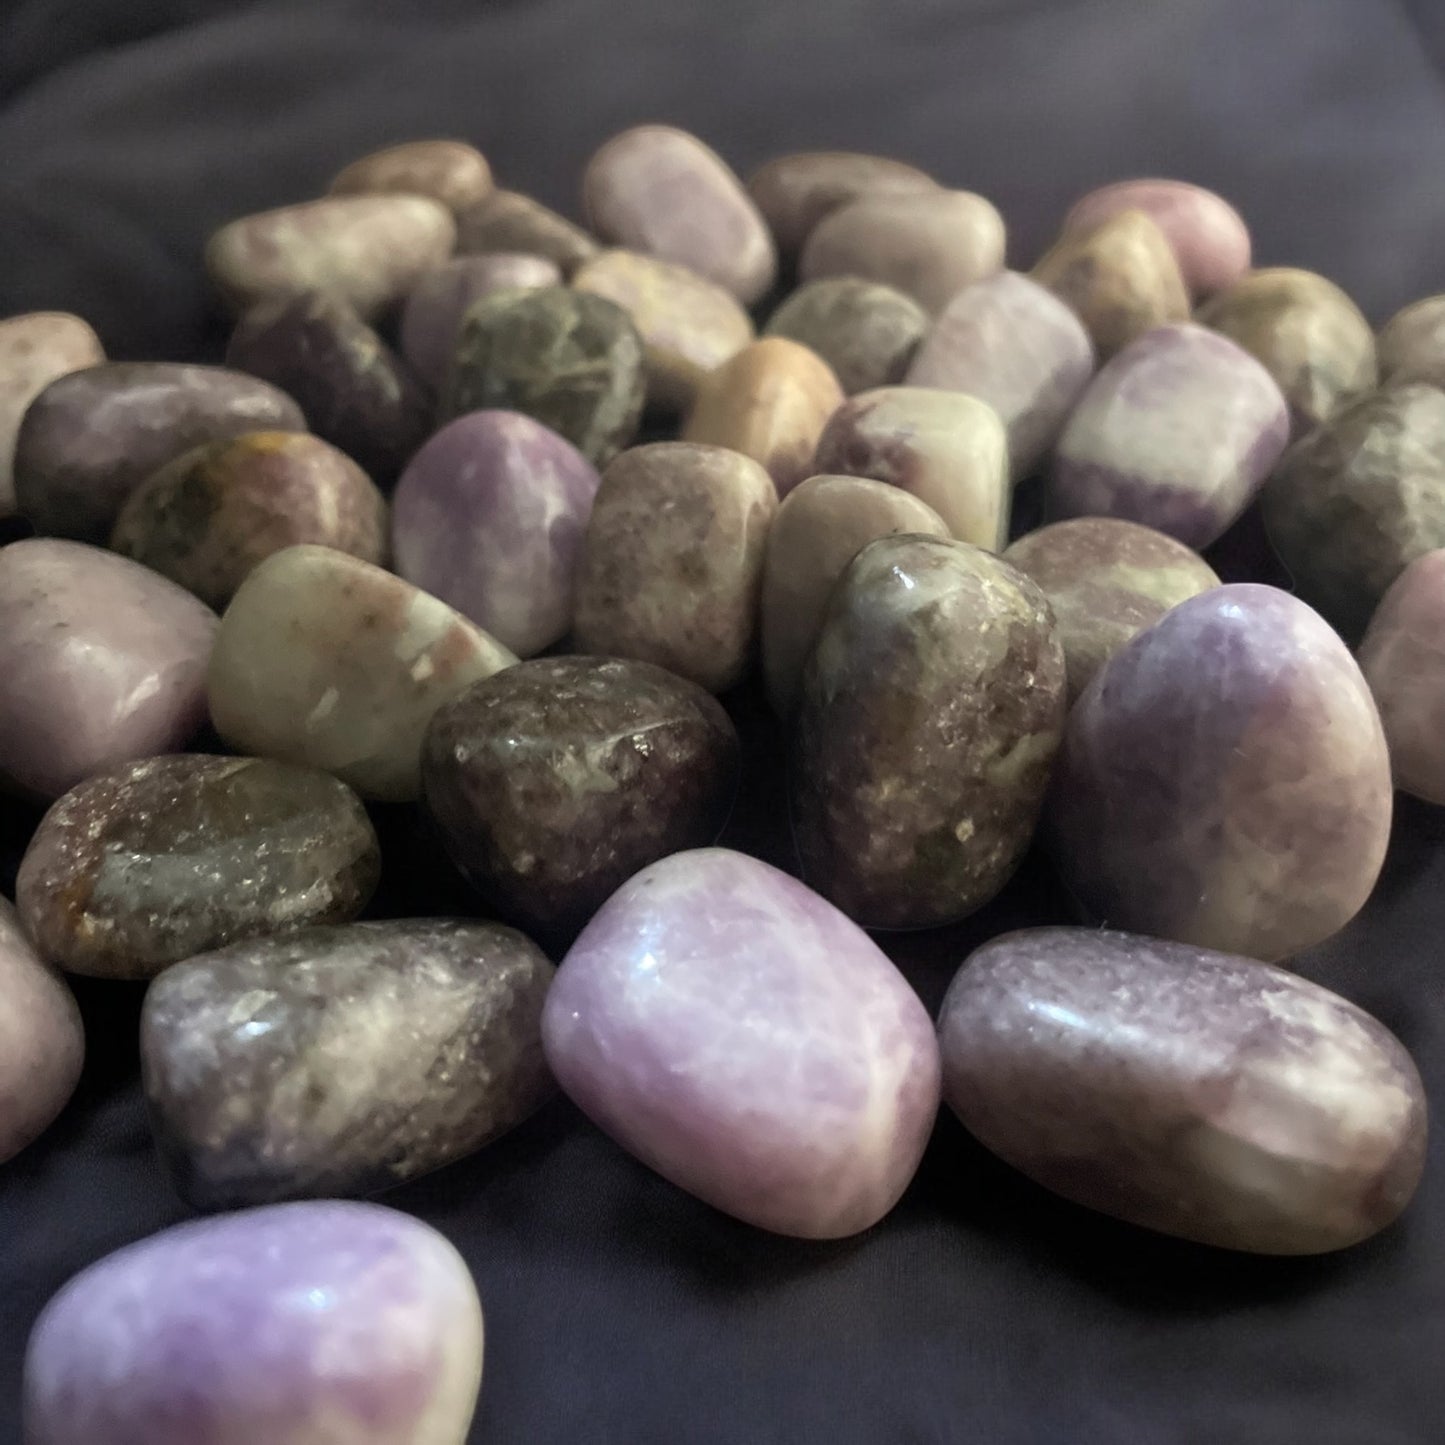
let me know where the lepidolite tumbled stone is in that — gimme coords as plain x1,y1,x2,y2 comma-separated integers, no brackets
1378,293,1445,389
572,443,776,693
393,410,600,657
455,188,599,274
208,545,515,801
0,540,216,799
543,848,941,1238
793,535,1066,929
329,138,493,213
422,658,739,937
17,755,380,981
1049,323,1289,548
24,1201,484,1445
1047,584,1392,960
939,928,1426,1254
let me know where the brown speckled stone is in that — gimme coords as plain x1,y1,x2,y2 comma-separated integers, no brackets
455,189,599,275
329,139,493,213
765,278,928,395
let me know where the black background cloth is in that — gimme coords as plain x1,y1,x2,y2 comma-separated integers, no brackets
2,1,1445,1440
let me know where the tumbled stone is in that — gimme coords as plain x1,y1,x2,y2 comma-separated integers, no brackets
1049,323,1290,548
1046,584,1392,960
0,540,216,799
573,249,754,410
761,474,950,718
393,410,600,657
813,385,1010,548
582,125,777,304
329,138,493,213
423,658,739,937
938,927,1426,1254
455,188,599,274
24,1201,484,1444
682,337,844,496
206,194,456,318
1197,267,1376,434
1032,209,1189,359
800,189,1006,314
1378,294,1445,389
14,362,305,542
226,291,431,487
17,755,380,981
905,271,1095,481
142,920,553,1208
573,442,776,692
208,545,515,801
543,848,941,1238
765,277,928,395
793,534,1066,928
1004,517,1220,702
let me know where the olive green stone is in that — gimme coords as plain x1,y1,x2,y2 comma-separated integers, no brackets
765,278,928,395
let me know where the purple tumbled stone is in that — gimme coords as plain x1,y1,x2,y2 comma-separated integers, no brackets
542,848,941,1239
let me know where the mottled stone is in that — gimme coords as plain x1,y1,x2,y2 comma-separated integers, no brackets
573,443,776,692
793,535,1066,928
455,189,599,274
582,125,777,304
14,362,305,542
905,271,1095,481
329,139,493,213
423,658,739,938
1049,323,1290,548
682,338,844,497
940,927,1427,1253
1047,584,1392,960
1197,267,1377,435
1378,294,1445,390
17,755,380,981
813,385,1010,548
393,410,601,657
208,545,515,802
207,195,456,318
24,1201,484,1444
765,277,928,395
1004,517,1220,703
0,540,216,800
543,848,941,1238
573,249,754,409
800,189,1006,314
142,920,553,1208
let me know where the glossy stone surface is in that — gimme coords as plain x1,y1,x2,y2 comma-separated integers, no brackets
17,755,380,981
0,540,216,799
1004,517,1220,702
422,658,739,937
799,189,1006,314
24,1201,484,1444
455,189,598,274
329,139,493,213
1378,293,1445,389
208,545,515,802
682,337,844,497
14,362,305,542
573,443,776,692
582,125,777,304
765,277,928,395
543,848,941,1238
207,195,456,318
1049,323,1290,548
142,920,553,1208
393,410,600,657
813,385,1010,548
793,535,1066,928
1047,584,1392,960
905,271,1095,481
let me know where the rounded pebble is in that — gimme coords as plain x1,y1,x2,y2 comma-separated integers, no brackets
1378,293,1445,389
455,189,599,274
329,138,493,213
765,277,928,395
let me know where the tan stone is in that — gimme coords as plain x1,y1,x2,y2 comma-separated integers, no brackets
329,139,492,213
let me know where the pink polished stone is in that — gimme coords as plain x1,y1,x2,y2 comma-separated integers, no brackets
0,540,217,799
543,848,941,1239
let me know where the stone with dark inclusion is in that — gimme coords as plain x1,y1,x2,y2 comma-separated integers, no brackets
142,919,555,1209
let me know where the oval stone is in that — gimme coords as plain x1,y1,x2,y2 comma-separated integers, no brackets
572,442,776,692
455,188,599,274
582,125,777,304
24,1201,484,1444
1046,584,1392,960
793,534,1066,928
17,755,380,981
329,138,493,213
393,410,601,658
0,540,216,800
208,544,515,801
422,657,739,938
1049,323,1290,548
14,362,306,542
542,848,941,1239
1378,293,1445,389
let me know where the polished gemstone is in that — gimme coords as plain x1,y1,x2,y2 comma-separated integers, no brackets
329,139,493,213
765,277,928,395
